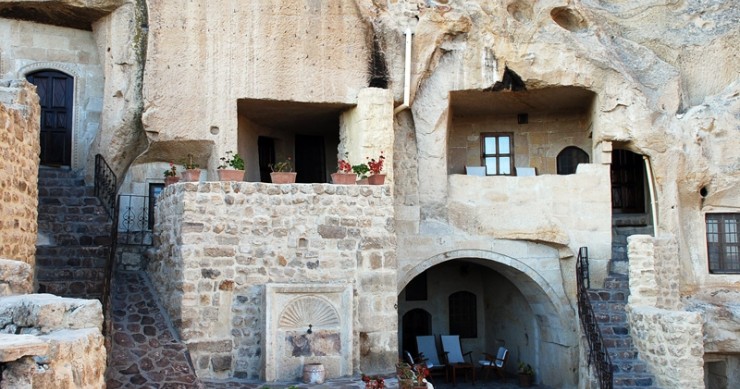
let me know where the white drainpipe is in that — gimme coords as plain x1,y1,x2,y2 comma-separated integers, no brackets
643,156,658,236
394,28,413,115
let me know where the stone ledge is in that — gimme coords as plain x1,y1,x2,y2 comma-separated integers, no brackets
0,333,49,362
0,294,103,333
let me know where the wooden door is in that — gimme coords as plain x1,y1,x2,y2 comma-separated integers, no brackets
258,136,275,183
294,134,326,183
402,308,432,357
611,150,645,213
27,71,74,166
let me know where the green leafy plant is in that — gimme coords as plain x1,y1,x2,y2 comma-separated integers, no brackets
518,362,534,376
270,157,293,172
352,163,370,179
182,153,199,170
218,151,245,170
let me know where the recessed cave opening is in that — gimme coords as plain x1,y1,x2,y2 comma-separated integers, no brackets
237,99,353,183
368,34,389,89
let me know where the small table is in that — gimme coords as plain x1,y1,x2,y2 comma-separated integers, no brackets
448,362,476,385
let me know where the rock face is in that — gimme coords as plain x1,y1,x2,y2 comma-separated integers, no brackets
0,294,105,388
0,0,125,30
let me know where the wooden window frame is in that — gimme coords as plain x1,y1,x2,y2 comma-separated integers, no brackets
706,213,740,274
481,133,514,176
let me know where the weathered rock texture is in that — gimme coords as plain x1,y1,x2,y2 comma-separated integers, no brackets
148,182,396,380
0,294,105,388
0,258,33,296
0,80,39,268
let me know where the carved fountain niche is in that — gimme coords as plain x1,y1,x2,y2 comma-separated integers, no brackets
264,284,353,382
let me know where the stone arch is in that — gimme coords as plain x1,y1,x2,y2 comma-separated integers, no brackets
18,62,84,170
398,249,578,386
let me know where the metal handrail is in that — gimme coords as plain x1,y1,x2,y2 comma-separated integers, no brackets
576,247,613,389
94,154,117,220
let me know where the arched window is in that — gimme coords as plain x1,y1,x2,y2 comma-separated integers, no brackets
557,146,589,175
449,291,477,338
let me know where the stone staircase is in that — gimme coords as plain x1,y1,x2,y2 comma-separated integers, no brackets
610,225,654,276
589,274,659,388
35,167,112,300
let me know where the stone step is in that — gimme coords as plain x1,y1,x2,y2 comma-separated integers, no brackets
613,372,656,387
598,325,629,337
604,277,629,290
36,246,109,265
591,301,627,314
38,166,77,178
588,289,628,302
609,348,639,360
612,358,649,374
37,177,86,187
38,186,96,198
601,335,634,349
37,218,111,234
38,196,105,207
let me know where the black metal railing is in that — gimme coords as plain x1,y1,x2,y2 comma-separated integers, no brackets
117,194,154,245
94,154,117,220
576,247,613,389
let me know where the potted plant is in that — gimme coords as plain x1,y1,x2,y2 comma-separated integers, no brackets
366,151,386,185
181,153,201,182
217,150,245,181
269,157,297,184
518,362,534,387
331,155,357,185
396,361,429,389
352,163,370,185
163,162,179,186
361,374,385,389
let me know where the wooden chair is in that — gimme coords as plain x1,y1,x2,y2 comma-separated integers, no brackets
414,336,446,382
441,335,476,385
478,346,509,381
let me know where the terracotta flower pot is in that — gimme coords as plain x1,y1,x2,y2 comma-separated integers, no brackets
270,172,297,184
217,169,245,181
331,172,357,185
181,169,201,182
367,174,386,185
164,176,179,186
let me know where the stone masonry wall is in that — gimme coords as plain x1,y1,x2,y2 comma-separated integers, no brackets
628,236,681,310
149,182,396,380
627,236,705,388
0,80,40,268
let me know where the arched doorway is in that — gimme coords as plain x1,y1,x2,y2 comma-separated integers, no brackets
611,149,646,214
26,70,74,166
398,251,578,387
401,308,431,357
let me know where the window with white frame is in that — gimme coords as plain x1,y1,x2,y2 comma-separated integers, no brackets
706,213,740,273
481,133,514,175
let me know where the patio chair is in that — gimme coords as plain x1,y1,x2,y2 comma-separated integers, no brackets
478,346,509,382
414,336,447,381
441,334,476,385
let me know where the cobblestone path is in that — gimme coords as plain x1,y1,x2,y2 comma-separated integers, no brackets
106,271,199,388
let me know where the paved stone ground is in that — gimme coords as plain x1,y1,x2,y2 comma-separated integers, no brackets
106,270,540,389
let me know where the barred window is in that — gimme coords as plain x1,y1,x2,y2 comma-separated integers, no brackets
449,291,477,338
707,213,740,273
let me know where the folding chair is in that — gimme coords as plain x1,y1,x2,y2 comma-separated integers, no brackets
441,335,475,385
479,346,509,381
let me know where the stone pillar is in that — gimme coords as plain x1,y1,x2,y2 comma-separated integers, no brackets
339,88,395,183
